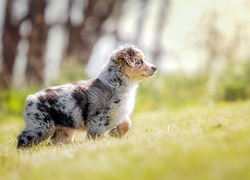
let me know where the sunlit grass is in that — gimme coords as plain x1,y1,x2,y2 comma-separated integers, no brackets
0,62,250,179
1,101,250,180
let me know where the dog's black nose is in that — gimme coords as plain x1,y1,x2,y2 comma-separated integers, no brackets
151,66,157,72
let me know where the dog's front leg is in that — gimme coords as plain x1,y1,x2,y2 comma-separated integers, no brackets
86,120,106,140
86,131,101,140
109,117,131,138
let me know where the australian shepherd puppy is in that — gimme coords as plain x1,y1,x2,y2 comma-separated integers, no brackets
17,44,157,148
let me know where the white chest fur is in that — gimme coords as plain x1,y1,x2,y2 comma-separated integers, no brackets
109,84,138,128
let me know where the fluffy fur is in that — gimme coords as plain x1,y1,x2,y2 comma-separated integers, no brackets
17,44,157,148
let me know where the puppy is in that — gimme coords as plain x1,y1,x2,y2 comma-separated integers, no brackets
17,44,157,148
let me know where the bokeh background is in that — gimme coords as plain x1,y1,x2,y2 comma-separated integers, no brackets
0,0,250,116
0,2,250,179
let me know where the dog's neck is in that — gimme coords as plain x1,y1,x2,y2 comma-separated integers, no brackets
97,63,139,91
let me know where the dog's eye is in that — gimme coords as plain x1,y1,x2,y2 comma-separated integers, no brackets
135,60,143,67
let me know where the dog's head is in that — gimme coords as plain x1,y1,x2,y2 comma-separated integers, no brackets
110,44,157,81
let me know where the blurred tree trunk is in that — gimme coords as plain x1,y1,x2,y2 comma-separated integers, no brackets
66,0,116,65
135,0,149,45
152,0,170,64
204,11,220,72
26,0,48,85
0,0,21,89
66,0,83,62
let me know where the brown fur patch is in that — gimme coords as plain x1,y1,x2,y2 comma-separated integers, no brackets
123,57,155,81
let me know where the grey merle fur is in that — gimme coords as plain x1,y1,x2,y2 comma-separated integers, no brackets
17,44,156,148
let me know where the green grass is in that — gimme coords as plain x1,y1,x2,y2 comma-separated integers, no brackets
1,61,250,179
1,100,250,180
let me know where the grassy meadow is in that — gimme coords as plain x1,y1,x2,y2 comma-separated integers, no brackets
1,63,250,180
1,100,250,180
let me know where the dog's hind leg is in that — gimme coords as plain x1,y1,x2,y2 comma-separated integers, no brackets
17,111,55,148
50,126,76,144
109,117,131,138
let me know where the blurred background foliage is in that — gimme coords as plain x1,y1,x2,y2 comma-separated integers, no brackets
1,61,250,121
0,0,250,120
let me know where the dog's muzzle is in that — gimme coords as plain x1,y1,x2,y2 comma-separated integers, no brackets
149,65,157,76
144,65,157,77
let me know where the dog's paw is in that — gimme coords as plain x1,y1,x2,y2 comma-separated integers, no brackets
109,128,120,138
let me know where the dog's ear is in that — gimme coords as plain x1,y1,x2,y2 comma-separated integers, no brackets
118,58,134,67
117,47,135,67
